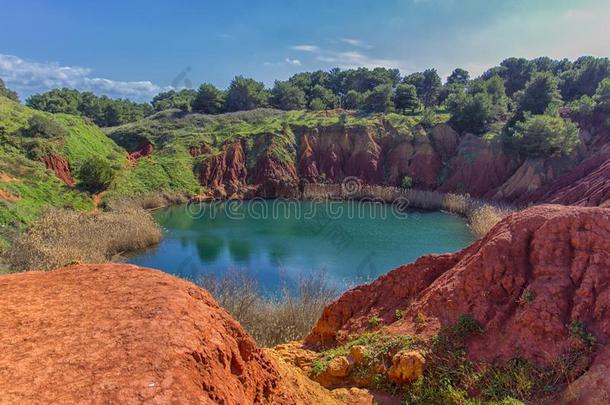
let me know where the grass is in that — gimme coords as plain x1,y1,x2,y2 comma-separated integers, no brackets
306,313,583,404
2,204,161,272
196,267,337,347
310,332,415,378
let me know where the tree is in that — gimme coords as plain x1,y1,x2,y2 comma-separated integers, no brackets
342,90,365,110
192,83,225,114
79,157,115,190
22,115,67,139
420,69,442,107
516,72,562,117
27,88,80,115
394,83,420,113
446,90,493,134
447,68,470,86
224,76,268,112
151,89,196,112
363,84,393,113
27,88,152,127
0,78,18,102
269,81,306,110
499,57,535,96
593,78,610,111
308,84,337,110
512,114,580,158
485,75,509,117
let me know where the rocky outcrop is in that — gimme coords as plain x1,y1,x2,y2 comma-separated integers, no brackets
295,125,384,185
127,140,154,161
306,205,610,371
437,134,519,197
525,147,610,207
492,156,576,202
0,264,342,404
197,141,249,198
250,149,299,198
40,154,76,187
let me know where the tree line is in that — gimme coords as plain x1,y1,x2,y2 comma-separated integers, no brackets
2,56,610,159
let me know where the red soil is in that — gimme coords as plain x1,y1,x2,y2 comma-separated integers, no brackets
306,205,610,369
0,264,307,404
41,154,76,186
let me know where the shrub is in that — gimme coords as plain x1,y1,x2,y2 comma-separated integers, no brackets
196,268,336,347
569,95,595,115
4,205,161,272
468,204,512,238
79,157,115,190
512,114,580,158
22,115,67,139
593,77,610,112
401,176,413,189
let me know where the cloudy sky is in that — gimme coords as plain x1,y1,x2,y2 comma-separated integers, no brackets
1,0,609,101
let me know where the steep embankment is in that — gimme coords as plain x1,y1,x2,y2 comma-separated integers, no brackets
305,205,610,403
107,107,610,207
0,264,352,404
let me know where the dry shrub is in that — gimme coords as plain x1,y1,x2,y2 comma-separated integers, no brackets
442,193,469,215
4,206,161,272
197,269,337,347
468,205,512,238
107,191,190,211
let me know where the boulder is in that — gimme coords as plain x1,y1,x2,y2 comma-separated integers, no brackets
387,350,425,384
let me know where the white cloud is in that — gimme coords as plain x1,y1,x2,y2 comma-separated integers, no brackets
0,54,170,101
285,57,302,66
339,38,372,49
290,44,319,52
316,50,407,70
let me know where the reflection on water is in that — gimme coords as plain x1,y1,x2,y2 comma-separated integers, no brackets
127,201,475,294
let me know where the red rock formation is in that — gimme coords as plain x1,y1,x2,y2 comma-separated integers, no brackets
128,141,154,161
189,143,213,157
528,149,610,207
492,156,575,202
40,154,76,187
429,123,460,161
0,189,19,202
0,264,317,404
296,125,383,185
250,149,299,198
306,205,610,371
197,142,248,198
437,134,519,197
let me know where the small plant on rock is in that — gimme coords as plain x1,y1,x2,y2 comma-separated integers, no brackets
368,315,381,328
568,320,597,349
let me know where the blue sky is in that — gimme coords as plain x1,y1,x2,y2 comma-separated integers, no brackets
1,0,609,101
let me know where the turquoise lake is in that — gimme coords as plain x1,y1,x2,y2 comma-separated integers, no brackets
127,200,475,293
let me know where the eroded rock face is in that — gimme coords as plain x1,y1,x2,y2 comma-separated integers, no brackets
306,205,610,369
40,154,76,186
0,264,308,404
127,140,154,161
197,141,248,198
525,147,610,207
437,134,519,197
296,125,384,185
250,149,299,198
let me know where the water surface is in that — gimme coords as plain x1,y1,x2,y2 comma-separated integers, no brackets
127,200,474,293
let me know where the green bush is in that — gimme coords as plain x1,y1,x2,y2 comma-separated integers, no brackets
569,95,595,115
22,115,67,139
512,114,580,158
401,176,413,189
79,157,115,190
593,78,610,112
